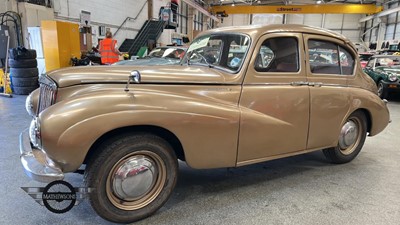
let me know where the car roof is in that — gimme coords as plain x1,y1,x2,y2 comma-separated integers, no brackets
203,24,346,40
200,24,355,51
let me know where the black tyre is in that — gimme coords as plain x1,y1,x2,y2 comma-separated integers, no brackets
8,59,37,68
10,76,38,87
8,48,37,60
377,80,388,99
10,68,39,78
323,111,367,164
12,86,39,95
84,133,178,223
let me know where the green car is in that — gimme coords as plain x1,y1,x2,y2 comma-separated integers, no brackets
364,55,400,99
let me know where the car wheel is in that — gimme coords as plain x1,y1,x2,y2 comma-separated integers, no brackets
377,80,388,99
323,111,367,164
84,133,178,223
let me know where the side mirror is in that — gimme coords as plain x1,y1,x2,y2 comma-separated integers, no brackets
130,70,141,83
125,70,141,92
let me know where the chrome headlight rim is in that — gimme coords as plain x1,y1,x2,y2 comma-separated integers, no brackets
388,73,398,82
25,93,35,117
29,117,41,148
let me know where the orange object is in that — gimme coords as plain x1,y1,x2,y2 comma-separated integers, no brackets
99,38,119,64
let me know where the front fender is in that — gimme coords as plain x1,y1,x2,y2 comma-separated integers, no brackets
39,88,240,172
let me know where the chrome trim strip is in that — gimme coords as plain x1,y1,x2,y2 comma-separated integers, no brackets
80,80,127,84
244,83,347,86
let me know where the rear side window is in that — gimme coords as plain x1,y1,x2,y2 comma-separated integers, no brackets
308,39,355,75
255,37,299,73
339,46,355,75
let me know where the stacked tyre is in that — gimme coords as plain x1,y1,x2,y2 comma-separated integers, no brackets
8,48,39,95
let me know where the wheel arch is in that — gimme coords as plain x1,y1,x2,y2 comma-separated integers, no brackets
356,108,372,133
83,125,186,165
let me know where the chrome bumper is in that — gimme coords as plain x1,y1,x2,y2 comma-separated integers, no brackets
20,128,64,183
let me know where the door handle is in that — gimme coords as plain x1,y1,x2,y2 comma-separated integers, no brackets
290,81,308,86
308,82,323,87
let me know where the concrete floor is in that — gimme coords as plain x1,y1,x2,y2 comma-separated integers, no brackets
0,95,399,225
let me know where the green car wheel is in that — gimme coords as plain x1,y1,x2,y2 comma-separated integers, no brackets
377,80,388,99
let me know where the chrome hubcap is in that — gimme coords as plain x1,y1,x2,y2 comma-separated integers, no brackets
106,151,167,210
339,120,358,150
112,156,158,201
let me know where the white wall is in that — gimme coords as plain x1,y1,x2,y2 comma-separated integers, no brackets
53,0,148,47
219,14,251,26
0,0,15,12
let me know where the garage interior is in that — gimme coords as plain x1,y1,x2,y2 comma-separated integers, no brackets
1,0,400,224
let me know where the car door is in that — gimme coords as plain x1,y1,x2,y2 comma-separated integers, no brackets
237,33,310,165
303,34,353,150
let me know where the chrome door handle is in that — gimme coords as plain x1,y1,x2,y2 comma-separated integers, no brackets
290,81,308,86
308,82,323,87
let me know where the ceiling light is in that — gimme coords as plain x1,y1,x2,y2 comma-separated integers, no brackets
316,0,322,3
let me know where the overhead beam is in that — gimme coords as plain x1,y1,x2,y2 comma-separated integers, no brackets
210,4,383,14
359,6,400,22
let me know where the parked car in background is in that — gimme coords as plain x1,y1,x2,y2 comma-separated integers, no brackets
114,46,186,66
21,24,390,223
364,55,400,98
359,52,374,68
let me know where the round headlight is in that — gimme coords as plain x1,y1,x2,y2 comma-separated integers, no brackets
25,93,34,117
388,73,398,82
29,118,41,148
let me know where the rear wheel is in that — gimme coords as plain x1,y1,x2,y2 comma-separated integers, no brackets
323,111,367,164
84,133,178,223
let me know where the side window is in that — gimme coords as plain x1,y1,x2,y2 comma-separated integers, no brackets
339,46,355,75
308,39,355,75
308,40,340,74
227,39,248,70
255,37,299,73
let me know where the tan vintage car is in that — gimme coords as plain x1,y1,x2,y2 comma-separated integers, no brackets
21,24,390,223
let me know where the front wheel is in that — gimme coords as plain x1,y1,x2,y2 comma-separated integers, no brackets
84,133,178,223
323,111,367,164
377,80,388,99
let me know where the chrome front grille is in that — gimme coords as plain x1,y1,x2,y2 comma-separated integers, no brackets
37,75,57,115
